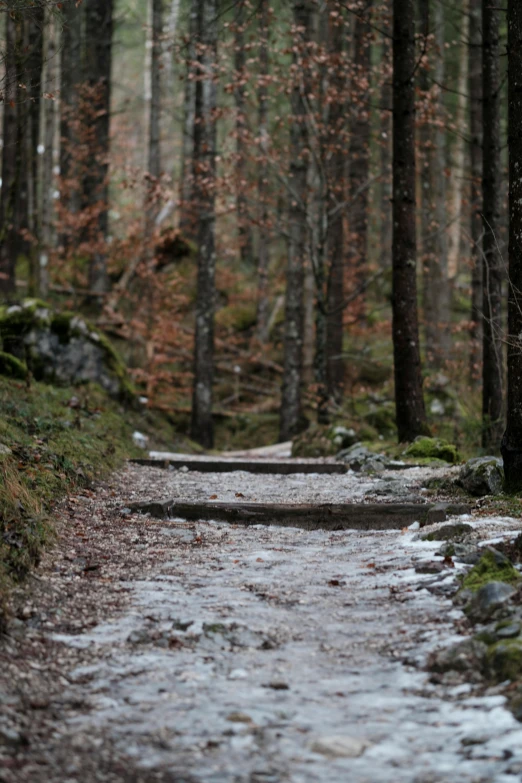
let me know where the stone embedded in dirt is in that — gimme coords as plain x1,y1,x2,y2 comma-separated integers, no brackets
464,582,517,624
415,562,446,574
436,542,482,564
422,522,474,542
487,638,522,682
427,638,488,676
496,622,521,640
336,443,387,473
309,736,370,758
456,456,504,497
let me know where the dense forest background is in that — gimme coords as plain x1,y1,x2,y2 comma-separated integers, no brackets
0,0,521,477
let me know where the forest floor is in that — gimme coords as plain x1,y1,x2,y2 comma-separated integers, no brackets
1,460,522,783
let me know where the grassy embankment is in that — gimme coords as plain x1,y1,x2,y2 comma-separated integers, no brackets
0,375,195,630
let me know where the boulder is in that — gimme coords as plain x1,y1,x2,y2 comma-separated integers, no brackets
336,443,388,473
0,300,134,402
487,638,522,682
457,456,504,497
427,638,488,675
464,581,517,624
403,436,460,465
422,522,474,542
460,548,521,593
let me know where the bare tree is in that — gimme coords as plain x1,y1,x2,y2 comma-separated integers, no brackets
481,0,504,448
392,0,429,441
256,0,271,342
279,0,314,442
418,0,450,369
190,0,218,448
179,0,198,238
348,0,372,316
469,0,482,378
325,1,346,403
83,0,114,294
502,0,522,487
234,1,254,267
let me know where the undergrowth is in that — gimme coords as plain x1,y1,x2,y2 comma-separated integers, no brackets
0,376,193,631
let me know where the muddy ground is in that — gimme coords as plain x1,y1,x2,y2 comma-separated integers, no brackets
1,462,522,783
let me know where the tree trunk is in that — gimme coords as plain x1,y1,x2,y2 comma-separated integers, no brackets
190,0,218,449
145,0,163,226
256,0,271,342
347,0,372,316
502,0,522,488
279,0,314,442
469,0,482,379
83,0,113,294
25,6,45,297
392,0,429,441
326,2,345,403
234,1,254,267
379,3,392,272
0,8,42,300
179,0,197,238
59,0,83,230
419,0,450,369
0,13,20,298
148,0,163,181
481,0,504,449
447,2,469,280
39,9,58,298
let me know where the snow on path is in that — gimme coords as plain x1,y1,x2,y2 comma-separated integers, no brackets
38,465,522,783
3,463,522,782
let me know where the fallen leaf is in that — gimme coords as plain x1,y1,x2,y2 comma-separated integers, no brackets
235,492,245,498
209,494,218,500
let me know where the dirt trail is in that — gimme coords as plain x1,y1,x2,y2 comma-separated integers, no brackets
1,463,522,783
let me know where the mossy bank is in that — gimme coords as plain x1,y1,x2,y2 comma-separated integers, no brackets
0,375,191,632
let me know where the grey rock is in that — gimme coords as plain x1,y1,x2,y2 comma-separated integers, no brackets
496,622,521,639
465,581,517,624
436,542,482,564
330,426,358,450
422,522,474,542
336,443,388,473
0,301,132,401
427,638,488,675
457,456,504,497
310,735,370,758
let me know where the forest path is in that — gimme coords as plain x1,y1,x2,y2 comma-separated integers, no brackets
1,463,522,782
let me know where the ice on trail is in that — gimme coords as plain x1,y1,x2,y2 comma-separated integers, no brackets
50,466,522,783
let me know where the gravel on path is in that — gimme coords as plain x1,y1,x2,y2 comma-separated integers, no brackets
1,463,522,783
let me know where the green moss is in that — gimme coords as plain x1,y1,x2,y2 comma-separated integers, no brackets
403,437,460,464
487,639,522,681
0,374,187,627
461,549,521,592
0,351,28,380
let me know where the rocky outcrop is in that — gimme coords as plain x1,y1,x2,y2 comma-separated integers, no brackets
0,300,134,402
457,456,504,496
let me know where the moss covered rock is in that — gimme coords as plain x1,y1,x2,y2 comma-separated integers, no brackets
0,300,134,402
461,549,521,593
0,351,28,381
457,457,504,497
403,436,460,465
487,639,522,682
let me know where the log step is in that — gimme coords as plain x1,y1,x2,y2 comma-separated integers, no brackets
130,458,348,475
128,499,471,531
